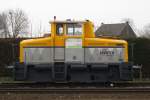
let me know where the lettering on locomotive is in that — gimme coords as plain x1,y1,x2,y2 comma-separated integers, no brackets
99,49,115,56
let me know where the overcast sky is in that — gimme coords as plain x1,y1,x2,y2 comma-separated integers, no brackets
0,0,150,35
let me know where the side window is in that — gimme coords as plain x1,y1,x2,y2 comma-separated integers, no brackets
67,24,74,35
67,23,82,36
74,23,82,35
56,24,63,35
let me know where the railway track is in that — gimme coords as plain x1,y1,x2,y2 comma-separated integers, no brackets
0,87,149,93
0,82,149,100
0,88,149,100
0,81,150,88
0,82,149,93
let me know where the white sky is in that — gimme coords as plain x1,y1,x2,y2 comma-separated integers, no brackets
0,0,150,35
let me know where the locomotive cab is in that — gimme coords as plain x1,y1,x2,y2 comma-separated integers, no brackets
14,19,133,83
52,21,84,63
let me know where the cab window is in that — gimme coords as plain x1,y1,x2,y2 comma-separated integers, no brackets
67,24,74,35
67,23,82,36
56,24,63,35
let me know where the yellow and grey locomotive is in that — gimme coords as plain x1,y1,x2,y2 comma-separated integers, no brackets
14,19,132,82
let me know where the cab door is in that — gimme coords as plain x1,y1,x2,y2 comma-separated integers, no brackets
54,23,65,62
65,23,84,64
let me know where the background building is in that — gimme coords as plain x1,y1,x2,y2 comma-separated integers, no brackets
95,22,137,39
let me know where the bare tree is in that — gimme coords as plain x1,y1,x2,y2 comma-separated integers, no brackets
6,9,29,38
136,29,144,37
0,13,10,38
142,24,150,38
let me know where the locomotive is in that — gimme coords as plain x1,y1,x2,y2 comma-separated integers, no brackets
14,19,133,83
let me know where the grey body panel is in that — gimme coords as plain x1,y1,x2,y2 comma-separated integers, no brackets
65,48,84,64
54,48,65,61
24,47,124,64
24,48,53,64
85,47,124,63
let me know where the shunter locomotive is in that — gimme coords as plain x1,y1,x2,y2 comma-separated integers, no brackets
14,18,133,83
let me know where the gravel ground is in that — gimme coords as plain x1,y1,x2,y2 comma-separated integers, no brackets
0,92,149,100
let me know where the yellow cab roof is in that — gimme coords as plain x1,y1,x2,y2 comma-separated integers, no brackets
49,20,86,24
